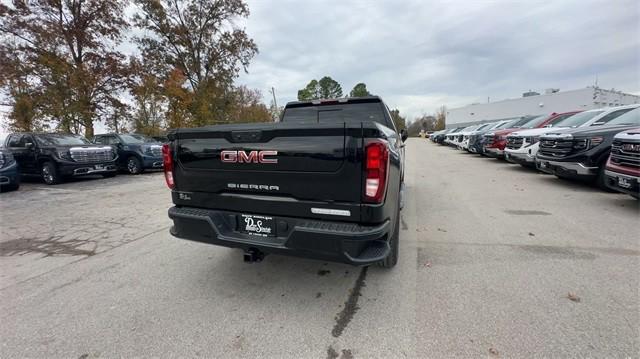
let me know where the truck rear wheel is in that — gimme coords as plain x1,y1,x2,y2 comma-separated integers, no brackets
378,205,399,268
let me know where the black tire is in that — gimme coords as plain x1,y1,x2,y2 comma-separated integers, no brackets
102,172,117,178
378,204,400,268
41,161,61,185
126,156,143,175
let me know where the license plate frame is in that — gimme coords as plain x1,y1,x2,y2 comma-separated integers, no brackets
238,214,276,237
618,176,631,189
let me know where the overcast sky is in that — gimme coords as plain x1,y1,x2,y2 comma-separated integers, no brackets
1,0,638,132
236,0,639,120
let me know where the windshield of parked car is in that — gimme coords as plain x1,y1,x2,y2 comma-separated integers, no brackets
493,119,515,129
604,108,640,126
119,134,151,144
554,110,603,128
519,115,549,129
35,134,90,146
475,123,491,131
510,116,536,128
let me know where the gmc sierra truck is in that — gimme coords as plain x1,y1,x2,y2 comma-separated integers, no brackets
164,96,407,268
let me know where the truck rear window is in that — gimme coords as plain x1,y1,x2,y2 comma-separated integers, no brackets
282,103,387,126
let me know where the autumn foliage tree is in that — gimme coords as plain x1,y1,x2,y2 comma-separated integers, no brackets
0,0,132,137
226,86,271,124
133,0,259,127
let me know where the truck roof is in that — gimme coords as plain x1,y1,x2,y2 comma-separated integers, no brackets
285,96,383,108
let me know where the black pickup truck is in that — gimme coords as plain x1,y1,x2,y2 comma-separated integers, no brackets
164,96,407,268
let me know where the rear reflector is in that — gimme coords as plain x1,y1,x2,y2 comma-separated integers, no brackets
364,140,389,203
311,208,351,217
162,144,175,189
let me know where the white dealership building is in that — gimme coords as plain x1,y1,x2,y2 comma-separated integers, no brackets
446,87,640,128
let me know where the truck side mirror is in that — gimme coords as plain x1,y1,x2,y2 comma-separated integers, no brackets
400,129,408,142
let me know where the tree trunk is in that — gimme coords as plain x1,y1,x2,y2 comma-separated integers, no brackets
84,117,94,138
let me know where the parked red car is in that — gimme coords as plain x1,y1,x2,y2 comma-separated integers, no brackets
604,127,640,199
483,111,581,158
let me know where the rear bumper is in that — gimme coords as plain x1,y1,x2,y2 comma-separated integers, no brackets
604,170,640,198
168,206,392,266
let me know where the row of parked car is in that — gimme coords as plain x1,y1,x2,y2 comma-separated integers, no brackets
0,132,169,192
429,104,640,199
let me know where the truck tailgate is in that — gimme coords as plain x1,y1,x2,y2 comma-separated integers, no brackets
172,123,366,215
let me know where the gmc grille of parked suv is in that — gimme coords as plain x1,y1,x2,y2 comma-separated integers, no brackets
506,137,524,150
610,139,640,167
69,148,115,163
539,138,574,157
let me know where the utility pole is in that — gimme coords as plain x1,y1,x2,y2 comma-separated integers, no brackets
270,87,279,122
271,87,278,109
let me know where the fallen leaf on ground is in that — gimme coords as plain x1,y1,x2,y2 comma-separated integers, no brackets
567,292,581,302
424,262,431,268
528,232,535,236
489,347,499,356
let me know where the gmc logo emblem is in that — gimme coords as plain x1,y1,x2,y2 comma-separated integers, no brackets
621,143,640,153
220,150,278,164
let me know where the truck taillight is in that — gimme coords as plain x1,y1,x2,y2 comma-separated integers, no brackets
364,140,389,203
162,144,175,189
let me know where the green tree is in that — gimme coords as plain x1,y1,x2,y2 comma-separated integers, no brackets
349,83,372,97
0,0,132,137
133,0,258,127
297,79,321,101
297,76,343,100
318,76,342,99
389,108,407,132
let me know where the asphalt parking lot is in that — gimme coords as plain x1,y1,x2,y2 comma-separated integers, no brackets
1,139,638,358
